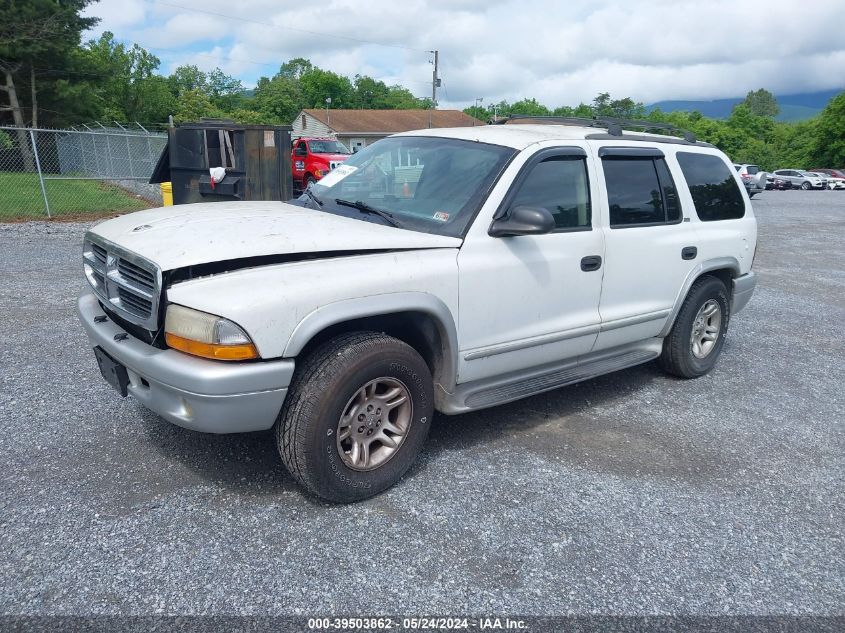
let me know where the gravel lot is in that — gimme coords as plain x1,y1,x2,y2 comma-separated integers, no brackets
1,190,843,619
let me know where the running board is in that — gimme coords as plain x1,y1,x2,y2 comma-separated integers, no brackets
438,341,661,414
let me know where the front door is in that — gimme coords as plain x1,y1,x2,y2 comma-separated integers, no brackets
457,147,605,383
292,140,308,181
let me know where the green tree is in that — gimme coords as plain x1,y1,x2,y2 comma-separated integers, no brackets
0,0,98,168
809,92,845,167
84,32,176,122
509,98,550,116
742,88,779,118
206,68,244,111
299,67,354,109
278,58,313,80
173,88,221,122
252,74,303,122
170,65,208,95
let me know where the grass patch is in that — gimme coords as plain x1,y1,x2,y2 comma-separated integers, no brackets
0,172,150,220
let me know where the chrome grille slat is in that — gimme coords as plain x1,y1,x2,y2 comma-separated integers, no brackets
91,243,107,264
117,287,153,317
82,233,161,330
117,259,155,289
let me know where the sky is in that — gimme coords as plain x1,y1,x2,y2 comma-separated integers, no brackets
84,0,845,109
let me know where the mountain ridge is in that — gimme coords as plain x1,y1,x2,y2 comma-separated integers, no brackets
647,88,841,121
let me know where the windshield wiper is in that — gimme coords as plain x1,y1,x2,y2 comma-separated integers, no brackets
302,187,323,207
334,198,401,228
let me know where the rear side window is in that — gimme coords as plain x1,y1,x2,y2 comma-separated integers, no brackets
602,157,681,227
745,165,759,175
676,152,745,222
510,157,592,230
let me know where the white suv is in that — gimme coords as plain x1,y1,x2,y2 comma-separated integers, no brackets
771,169,826,190
78,118,758,502
733,163,767,197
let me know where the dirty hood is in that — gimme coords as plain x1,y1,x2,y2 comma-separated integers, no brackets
89,201,462,271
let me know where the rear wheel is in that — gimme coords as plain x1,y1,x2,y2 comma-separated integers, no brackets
276,331,434,503
658,276,730,378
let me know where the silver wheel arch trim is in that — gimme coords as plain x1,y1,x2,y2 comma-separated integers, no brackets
659,256,740,337
283,292,459,389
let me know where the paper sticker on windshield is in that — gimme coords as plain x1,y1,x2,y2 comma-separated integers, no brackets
317,164,357,187
433,211,450,222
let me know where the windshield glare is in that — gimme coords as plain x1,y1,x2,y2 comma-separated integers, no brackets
309,140,351,154
309,136,515,237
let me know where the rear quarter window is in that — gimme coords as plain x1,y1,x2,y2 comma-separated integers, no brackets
676,152,745,222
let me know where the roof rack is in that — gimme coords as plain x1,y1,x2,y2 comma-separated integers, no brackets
492,115,697,143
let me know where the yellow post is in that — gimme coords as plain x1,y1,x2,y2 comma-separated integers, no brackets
160,182,173,206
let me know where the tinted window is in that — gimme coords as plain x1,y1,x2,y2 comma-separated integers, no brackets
745,165,759,175
676,152,745,221
510,157,591,230
603,157,681,227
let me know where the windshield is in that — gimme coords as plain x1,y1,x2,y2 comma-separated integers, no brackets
309,140,351,154
303,136,515,237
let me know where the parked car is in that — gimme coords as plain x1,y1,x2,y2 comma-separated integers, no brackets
810,168,845,180
766,176,792,190
291,137,351,191
733,163,767,197
809,170,845,190
771,169,826,190
78,122,757,502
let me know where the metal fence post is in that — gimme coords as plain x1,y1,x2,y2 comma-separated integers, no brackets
29,129,51,218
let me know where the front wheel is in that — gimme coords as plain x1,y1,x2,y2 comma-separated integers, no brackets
801,181,811,190
276,331,434,503
658,276,730,378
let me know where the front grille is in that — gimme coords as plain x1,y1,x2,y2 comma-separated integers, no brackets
83,234,161,330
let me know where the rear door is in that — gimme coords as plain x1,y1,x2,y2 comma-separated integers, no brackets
591,144,700,351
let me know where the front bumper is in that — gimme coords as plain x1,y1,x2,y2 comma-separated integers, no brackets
732,271,757,314
77,293,293,433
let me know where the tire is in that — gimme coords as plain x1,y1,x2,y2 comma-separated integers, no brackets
304,174,316,188
801,181,811,190
658,275,730,379
276,331,434,503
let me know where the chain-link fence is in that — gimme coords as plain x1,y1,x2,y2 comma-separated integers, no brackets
0,124,168,220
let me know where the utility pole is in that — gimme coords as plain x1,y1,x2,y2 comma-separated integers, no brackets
431,50,439,109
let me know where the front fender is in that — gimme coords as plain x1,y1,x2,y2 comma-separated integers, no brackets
284,292,459,389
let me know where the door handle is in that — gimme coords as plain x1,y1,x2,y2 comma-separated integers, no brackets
681,246,698,260
580,255,602,272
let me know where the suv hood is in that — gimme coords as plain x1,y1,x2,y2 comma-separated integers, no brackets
89,201,461,271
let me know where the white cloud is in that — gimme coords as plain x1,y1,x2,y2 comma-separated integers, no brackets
87,0,845,108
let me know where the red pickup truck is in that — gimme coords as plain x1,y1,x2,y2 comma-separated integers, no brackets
291,137,351,191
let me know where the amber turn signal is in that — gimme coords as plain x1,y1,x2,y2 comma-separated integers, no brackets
165,333,259,361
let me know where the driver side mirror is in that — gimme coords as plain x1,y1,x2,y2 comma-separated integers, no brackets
489,205,555,237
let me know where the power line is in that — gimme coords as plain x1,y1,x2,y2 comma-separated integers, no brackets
153,1,431,53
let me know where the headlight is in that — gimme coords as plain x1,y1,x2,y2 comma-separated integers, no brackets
164,304,258,361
